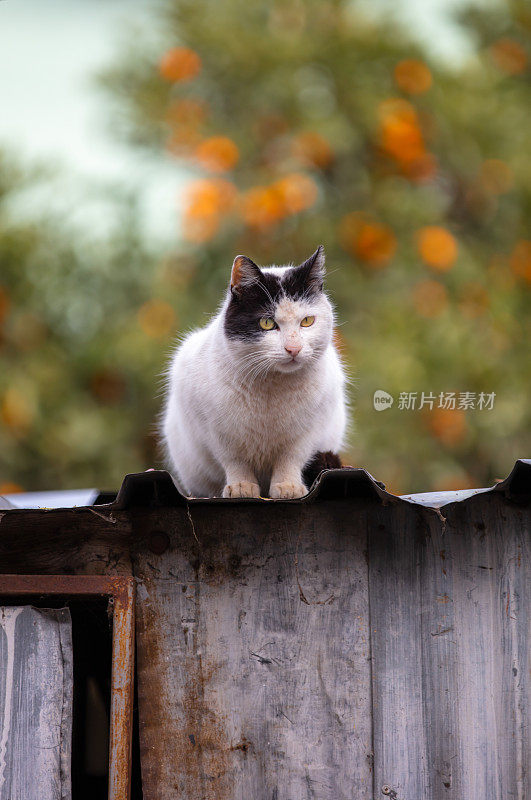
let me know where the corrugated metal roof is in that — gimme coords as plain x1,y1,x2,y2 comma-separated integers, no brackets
0,488,100,510
1,458,529,512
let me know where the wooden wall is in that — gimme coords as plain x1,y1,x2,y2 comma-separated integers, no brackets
0,607,73,800
368,494,528,800
0,463,528,799
132,487,529,800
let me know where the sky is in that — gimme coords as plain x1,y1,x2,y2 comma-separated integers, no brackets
1,0,151,178
0,0,184,240
0,0,492,239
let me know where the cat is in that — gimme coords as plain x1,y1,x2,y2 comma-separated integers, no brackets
162,245,347,498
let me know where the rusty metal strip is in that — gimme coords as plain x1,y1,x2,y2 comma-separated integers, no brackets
0,574,135,800
108,577,135,800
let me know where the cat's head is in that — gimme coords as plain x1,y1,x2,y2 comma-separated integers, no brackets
223,246,334,377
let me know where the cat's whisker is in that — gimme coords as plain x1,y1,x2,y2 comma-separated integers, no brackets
233,352,267,373
256,281,275,305
236,351,268,362
232,358,269,382
239,357,274,386
239,361,269,385
233,359,262,385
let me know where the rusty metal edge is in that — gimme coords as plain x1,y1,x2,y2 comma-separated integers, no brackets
108,577,135,800
0,574,135,800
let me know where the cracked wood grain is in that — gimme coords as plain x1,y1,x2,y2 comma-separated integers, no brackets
368,494,529,800
132,502,373,800
0,607,73,800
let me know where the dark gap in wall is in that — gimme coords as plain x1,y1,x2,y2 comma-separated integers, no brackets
1,595,142,799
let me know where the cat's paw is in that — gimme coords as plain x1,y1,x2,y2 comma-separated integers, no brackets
270,481,308,500
223,481,260,499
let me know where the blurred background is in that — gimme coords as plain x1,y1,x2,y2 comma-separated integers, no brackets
0,0,529,495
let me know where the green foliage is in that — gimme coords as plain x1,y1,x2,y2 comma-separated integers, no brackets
99,0,530,492
0,160,163,490
1,0,530,494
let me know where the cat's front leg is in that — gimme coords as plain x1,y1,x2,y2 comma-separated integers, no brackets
222,462,260,499
269,456,308,499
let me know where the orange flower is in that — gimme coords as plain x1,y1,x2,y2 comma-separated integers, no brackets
292,132,333,169
427,407,467,446
378,98,426,166
480,159,513,194
183,178,236,241
185,178,236,217
417,226,458,271
354,222,397,266
510,240,531,283
195,136,239,173
412,279,448,317
274,173,318,214
241,174,318,229
138,300,176,339
241,186,285,228
490,38,527,76
394,60,432,94
339,213,396,267
159,47,202,82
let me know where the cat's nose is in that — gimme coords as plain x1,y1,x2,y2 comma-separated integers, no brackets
285,343,302,357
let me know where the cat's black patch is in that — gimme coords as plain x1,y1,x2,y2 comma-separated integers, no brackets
224,248,325,341
302,451,342,489
283,246,325,296
224,271,284,340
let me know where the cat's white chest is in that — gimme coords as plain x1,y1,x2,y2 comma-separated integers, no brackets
218,376,320,463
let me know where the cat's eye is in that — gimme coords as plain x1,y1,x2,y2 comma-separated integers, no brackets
259,317,276,331
300,315,315,327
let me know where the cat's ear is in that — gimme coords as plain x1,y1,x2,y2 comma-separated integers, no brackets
297,245,326,293
230,255,262,296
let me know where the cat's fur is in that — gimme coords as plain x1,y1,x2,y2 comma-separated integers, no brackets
162,246,347,498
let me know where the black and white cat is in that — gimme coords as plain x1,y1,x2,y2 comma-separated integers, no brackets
162,246,347,498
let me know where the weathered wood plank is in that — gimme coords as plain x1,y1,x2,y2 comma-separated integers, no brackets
0,508,132,576
133,502,373,800
0,606,73,800
369,494,529,800
368,504,431,799
448,496,529,800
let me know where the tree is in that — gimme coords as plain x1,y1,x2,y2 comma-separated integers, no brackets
1,0,529,494
99,0,530,492
0,155,162,491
